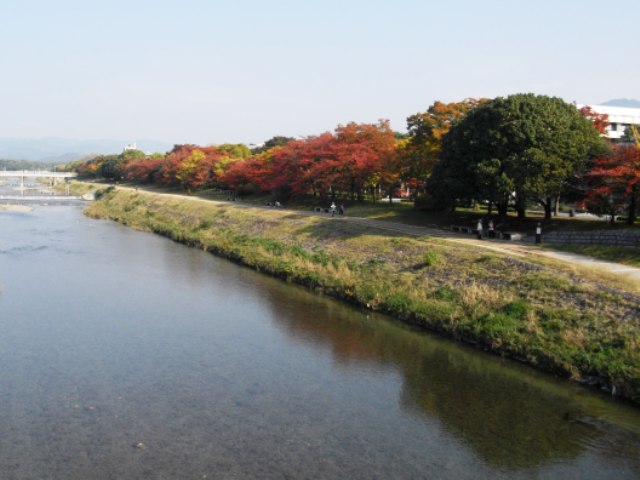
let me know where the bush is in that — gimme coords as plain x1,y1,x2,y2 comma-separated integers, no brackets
94,185,115,200
502,300,529,320
423,250,439,267
434,285,458,301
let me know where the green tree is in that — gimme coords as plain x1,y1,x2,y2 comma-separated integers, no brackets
97,154,125,182
251,136,296,154
216,143,252,159
432,94,605,220
121,149,146,163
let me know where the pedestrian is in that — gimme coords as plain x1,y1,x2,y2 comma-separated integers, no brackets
476,219,483,239
330,202,337,217
488,220,495,238
338,203,344,216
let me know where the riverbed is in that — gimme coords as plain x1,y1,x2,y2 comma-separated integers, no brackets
1,206,639,479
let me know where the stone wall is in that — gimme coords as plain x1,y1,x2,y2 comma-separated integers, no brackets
542,230,640,247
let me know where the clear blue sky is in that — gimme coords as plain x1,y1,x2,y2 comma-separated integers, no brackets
0,0,637,145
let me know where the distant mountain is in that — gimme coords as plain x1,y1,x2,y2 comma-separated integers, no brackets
0,137,175,163
600,98,640,108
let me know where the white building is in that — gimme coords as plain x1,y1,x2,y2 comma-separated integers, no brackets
123,142,138,152
578,104,640,140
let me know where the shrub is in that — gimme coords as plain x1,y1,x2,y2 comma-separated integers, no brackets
434,285,458,301
502,300,529,320
423,250,439,267
386,292,412,313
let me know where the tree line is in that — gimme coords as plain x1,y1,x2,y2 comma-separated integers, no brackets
64,93,640,224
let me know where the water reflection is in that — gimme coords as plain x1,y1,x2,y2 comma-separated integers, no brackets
254,278,640,471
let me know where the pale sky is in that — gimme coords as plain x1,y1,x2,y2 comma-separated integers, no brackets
0,0,637,145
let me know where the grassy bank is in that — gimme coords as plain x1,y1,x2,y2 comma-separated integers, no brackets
86,187,640,404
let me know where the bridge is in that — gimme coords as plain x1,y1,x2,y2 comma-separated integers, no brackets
0,170,77,189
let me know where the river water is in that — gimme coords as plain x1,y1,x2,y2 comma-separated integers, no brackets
0,205,639,479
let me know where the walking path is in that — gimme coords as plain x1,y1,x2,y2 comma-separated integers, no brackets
116,186,640,282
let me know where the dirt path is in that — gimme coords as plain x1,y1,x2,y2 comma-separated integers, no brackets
116,186,640,282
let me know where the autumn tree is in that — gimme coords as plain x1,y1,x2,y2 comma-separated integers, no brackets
621,125,640,146
216,143,252,159
585,145,640,224
265,133,336,198
403,99,485,197
125,155,164,184
578,105,609,135
329,120,396,201
432,94,605,219
223,156,270,194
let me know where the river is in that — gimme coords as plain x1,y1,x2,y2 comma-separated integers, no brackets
1,205,639,479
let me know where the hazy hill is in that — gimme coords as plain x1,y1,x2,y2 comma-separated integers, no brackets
600,98,640,108
0,137,174,163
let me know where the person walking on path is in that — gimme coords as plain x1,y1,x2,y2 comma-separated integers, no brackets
330,202,337,217
338,203,345,216
476,219,483,239
488,220,495,238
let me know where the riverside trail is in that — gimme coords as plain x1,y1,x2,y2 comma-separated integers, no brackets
113,185,640,283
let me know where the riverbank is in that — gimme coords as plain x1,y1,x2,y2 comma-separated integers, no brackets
0,204,33,212
86,187,640,404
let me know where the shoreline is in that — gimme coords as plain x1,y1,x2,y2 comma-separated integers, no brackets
0,204,33,212
85,187,640,405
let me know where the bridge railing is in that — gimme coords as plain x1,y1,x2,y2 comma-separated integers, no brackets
0,170,77,178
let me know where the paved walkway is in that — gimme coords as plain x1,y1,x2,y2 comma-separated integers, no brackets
116,186,640,282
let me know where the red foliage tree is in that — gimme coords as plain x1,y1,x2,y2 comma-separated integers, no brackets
578,105,610,135
155,144,225,191
585,145,640,224
329,120,396,201
223,155,271,194
125,157,164,184
272,133,337,197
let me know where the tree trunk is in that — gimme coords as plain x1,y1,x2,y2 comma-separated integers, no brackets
627,186,637,225
497,202,508,219
542,197,552,222
515,194,526,220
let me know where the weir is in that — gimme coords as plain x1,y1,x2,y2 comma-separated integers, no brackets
0,194,85,204
0,170,77,190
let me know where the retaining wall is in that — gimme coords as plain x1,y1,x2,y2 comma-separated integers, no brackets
542,230,640,247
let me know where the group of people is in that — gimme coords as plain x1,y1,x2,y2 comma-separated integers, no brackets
329,202,345,217
475,219,496,239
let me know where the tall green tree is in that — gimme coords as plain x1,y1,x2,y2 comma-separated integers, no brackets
432,94,605,219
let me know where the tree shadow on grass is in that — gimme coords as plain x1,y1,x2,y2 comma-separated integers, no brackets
280,212,410,242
